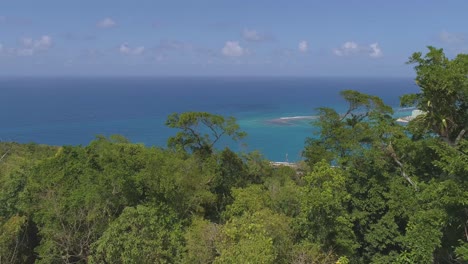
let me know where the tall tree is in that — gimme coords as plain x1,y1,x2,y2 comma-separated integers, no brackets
402,46,468,146
90,204,184,264
303,90,394,165
165,112,246,156
22,137,146,263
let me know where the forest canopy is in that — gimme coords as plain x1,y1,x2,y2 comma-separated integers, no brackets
0,47,466,263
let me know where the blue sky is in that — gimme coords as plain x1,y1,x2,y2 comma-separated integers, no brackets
1,0,467,76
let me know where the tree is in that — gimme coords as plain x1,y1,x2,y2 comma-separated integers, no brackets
402,46,468,146
207,148,248,220
0,215,28,264
183,217,220,264
214,209,293,264
295,161,357,257
221,185,271,220
302,90,421,262
165,112,246,156
22,137,146,263
0,47,464,263
134,148,216,218
398,47,468,262
90,204,185,264
303,89,394,168
0,142,57,263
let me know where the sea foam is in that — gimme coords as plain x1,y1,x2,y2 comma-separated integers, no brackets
266,115,319,126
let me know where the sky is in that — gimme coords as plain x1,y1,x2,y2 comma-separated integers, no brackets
0,0,467,77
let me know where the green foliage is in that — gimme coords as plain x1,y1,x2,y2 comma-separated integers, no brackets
166,112,246,156
184,217,220,264
206,149,277,221
303,89,394,167
0,142,57,263
90,204,184,264
215,209,293,264
0,47,466,263
135,147,216,217
207,148,248,219
222,185,270,220
20,136,150,263
339,89,393,125
289,241,339,264
266,167,303,217
0,142,57,217
295,161,357,256
431,138,468,178
0,215,28,264
336,256,350,264
403,46,468,145
242,151,274,182
302,65,468,262
401,208,446,263
302,90,412,262
455,240,468,262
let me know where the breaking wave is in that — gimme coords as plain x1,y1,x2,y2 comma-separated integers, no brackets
265,115,319,126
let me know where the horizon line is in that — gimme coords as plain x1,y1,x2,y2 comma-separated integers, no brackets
0,74,415,79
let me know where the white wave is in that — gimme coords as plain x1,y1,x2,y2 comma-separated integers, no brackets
278,115,318,120
395,106,417,112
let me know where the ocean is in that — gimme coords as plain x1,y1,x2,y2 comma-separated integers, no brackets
0,77,419,161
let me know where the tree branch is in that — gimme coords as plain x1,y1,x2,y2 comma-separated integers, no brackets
387,143,418,190
339,106,355,122
201,119,223,147
210,131,225,149
185,126,204,149
0,148,11,163
454,129,466,146
392,154,417,190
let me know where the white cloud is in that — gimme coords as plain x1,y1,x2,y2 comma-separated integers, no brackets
21,35,52,50
13,35,53,56
333,41,359,56
119,43,145,55
97,18,116,29
344,41,358,50
369,43,383,58
334,41,383,58
298,40,308,53
222,41,244,57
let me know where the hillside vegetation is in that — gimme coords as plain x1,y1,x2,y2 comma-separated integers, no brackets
0,47,467,263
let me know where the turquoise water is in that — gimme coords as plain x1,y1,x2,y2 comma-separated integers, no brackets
0,77,418,161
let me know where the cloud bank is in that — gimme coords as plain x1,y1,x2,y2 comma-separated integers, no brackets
334,41,382,58
0,35,53,56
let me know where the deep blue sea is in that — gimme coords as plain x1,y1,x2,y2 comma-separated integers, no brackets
0,77,419,161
